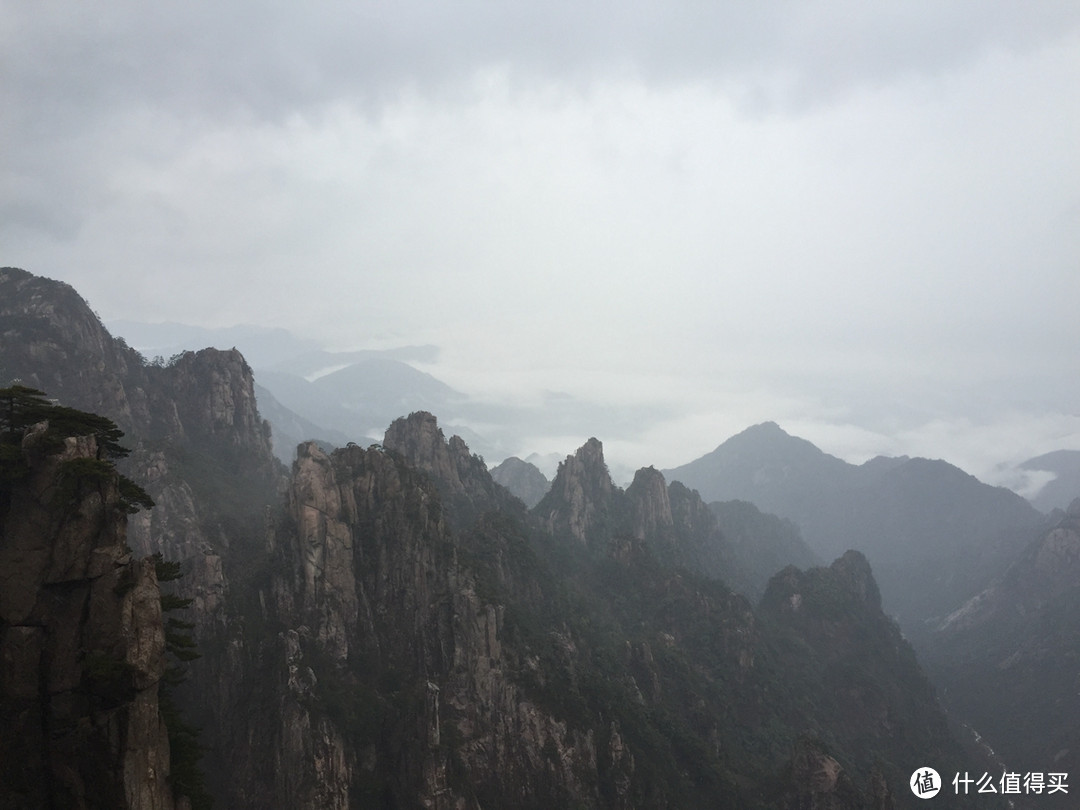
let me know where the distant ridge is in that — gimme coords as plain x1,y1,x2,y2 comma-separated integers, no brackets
490,456,550,508
1020,449,1080,513
664,422,1043,628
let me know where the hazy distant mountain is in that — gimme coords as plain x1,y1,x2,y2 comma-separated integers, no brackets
108,319,322,368
252,381,350,463
924,499,1080,808
263,345,440,378
1020,449,1080,513
664,422,859,511
523,450,566,479
708,499,820,600
111,318,459,451
253,359,485,457
490,456,550,507
665,422,1043,628
313,357,461,417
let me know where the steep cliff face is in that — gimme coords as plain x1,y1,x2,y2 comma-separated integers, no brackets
626,466,674,544
759,551,966,806
383,411,521,529
234,421,750,807
0,267,151,434
236,436,602,809
1,269,283,804
537,437,623,547
0,421,175,809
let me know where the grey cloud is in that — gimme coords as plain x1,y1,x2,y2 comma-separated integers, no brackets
6,2,1079,125
3,1,1078,492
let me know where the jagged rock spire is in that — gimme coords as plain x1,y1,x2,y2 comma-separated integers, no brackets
536,437,618,547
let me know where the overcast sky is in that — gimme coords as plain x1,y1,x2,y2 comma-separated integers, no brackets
4,2,1080,489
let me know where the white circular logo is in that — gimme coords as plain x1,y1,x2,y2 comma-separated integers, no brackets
910,767,941,799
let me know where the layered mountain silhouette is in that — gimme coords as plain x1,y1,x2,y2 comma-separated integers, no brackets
665,422,1045,628
1019,450,1080,513
490,455,550,507
922,499,1080,810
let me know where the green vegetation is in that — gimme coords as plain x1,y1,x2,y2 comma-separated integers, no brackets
155,553,213,810
1,384,128,457
0,385,153,514
0,387,211,807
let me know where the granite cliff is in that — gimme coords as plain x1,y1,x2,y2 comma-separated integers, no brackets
0,395,178,809
1,267,283,804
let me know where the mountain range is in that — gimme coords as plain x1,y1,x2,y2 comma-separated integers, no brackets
107,320,1077,515
3,266,1076,808
663,423,1049,629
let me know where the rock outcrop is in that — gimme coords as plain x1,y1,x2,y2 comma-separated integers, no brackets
626,466,674,545
536,437,622,547
384,411,520,529
0,421,175,809
0,267,152,434
779,738,892,810
1,268,283,806
235,435,603,809
759,551,959,795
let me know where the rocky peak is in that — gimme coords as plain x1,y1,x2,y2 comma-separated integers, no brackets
384,411,462,491
625,466,674,542
0,269,276,472
152,348,273,458
761,550,883,621
382,412,516,528
0,267,149,433
536,437,618,547
828,550,881,610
